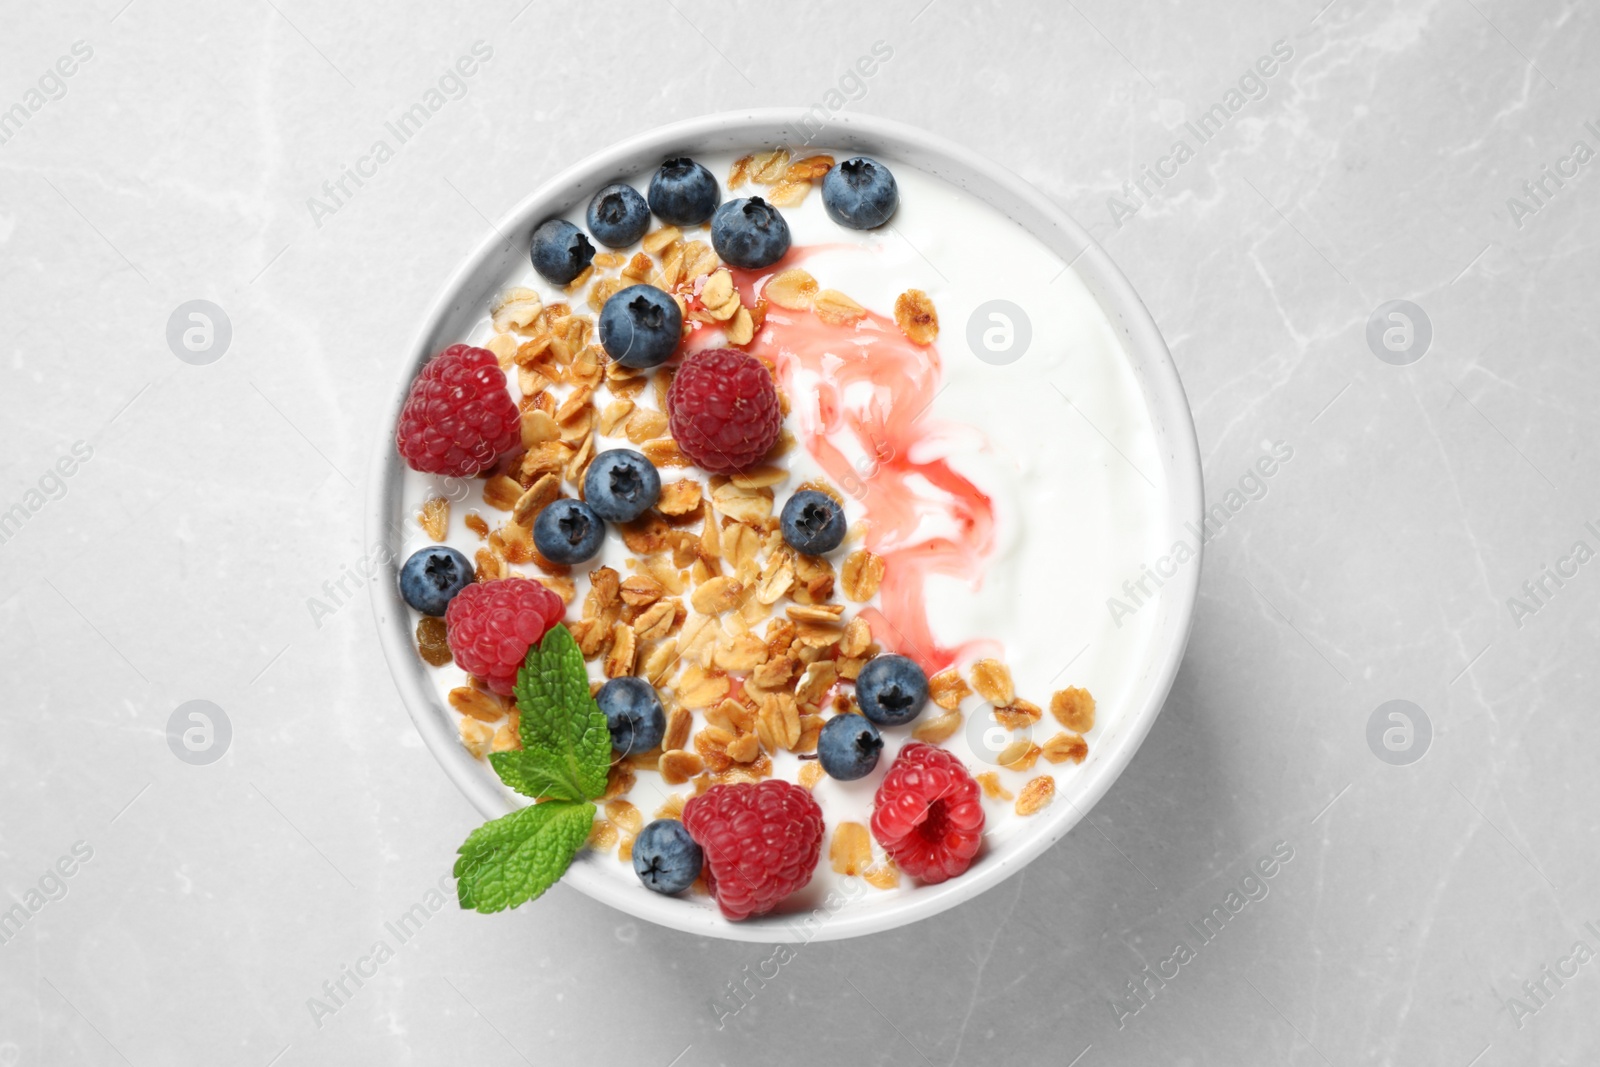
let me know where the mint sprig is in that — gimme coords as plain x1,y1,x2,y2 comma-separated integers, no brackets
454,800,596,912
453,623,612,913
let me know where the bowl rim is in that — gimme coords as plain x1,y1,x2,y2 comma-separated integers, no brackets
367,108,1203,943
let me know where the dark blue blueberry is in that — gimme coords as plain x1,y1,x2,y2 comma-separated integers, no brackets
586,183,651,248
817,714,883,781
855,654,928,726
532,498,605,565
598,283,683,369
398,545,474,616
710,197,791,269
647,157,720,226
780,489,847,555
821,157,899,230
596,676,665,755
632,818,703,895
584,449,660,523
530,218,595,285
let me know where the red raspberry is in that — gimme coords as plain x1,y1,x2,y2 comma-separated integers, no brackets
870,743,985,884
397,344,521,477
666,347,782,474
443,578,566,695
682,780,824,920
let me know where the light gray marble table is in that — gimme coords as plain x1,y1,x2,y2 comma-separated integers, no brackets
3,1,1596,1064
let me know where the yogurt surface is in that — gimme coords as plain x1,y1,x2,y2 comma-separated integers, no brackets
398,149,1170,915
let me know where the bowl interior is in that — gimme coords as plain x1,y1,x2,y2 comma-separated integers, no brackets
367,109,1203,942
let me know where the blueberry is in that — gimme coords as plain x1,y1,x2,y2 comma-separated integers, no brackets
780,490,847,555
817,714,883,781
529,218,595,285
821,157,899,230
533,498,605,565
598,284,683,369
596,676,665,755
586,183,651,249
398,545,474,616
855,654,928,726
632,818,703,895
647,157,720,226
584,449,660,523
711,197,791,269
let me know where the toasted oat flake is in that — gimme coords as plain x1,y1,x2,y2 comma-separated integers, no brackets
691,576,744,615
623,404,668,443
449,687,506,723
491,287,543,333
621,252,653,281
893,289,939,345
863,860,900,890
1015,775,1056,816
764,180,810,207
654,794,688,821
813,289,866,326
603,763,636,799
765,268,818,310
521,409,560,449
710,481,773,524
482,475,522,512
486,332,518,366
997,740,1042,771
641,438,690,468
656,479,703,516
587,819,619,851
717,632,768,671
662,704,693,752
841,550,885,602
604,623,637,677
798,761,825,790
1041,731,1089,765
597,398,635,436
829,822,873,876
512,474,560,527
604,799,644,835
701,268,735,311
417,497,450,541
970,659,1015,706
912,709,962,744
730,465,787,489
678,665,731,709
976,771,1013,801
783,154,834,182
458,718,493,759
749,148,790,184
642,227,681,255
726,732,761,764
995,699,1042,731
724,306,755,345
928,669,972,711
1050,687,1096,733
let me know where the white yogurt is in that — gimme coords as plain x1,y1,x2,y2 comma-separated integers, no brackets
398,150,1169,913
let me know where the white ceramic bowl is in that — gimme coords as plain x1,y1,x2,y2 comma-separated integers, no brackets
368,109,1203,942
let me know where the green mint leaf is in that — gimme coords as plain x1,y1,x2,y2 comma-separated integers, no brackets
513,624,612,801
454,800,595,913
488,749,586,803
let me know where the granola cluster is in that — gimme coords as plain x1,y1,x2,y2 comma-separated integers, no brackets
410,152,1097,889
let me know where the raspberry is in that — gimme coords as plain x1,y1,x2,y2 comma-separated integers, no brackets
666,347,782,474
870,743,985,884
682,781,824,920
443,578,566,695
397,344,521,477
